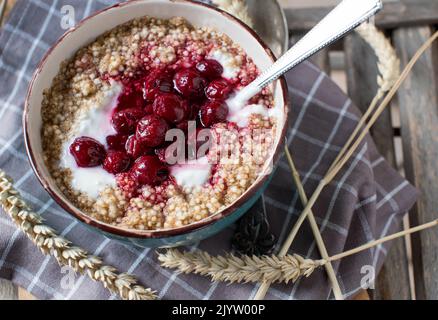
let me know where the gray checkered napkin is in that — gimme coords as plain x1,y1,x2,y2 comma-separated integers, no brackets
0,0,417,300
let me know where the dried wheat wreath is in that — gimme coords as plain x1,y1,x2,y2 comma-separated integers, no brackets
1,0,438,300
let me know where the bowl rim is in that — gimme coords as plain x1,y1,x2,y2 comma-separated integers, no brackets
23,0,289,239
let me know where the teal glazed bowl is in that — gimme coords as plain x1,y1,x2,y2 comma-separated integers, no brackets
23,0,289,248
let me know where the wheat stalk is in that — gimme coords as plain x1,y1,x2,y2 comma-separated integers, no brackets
159,215,438,285
212,0,253,27
283,147,343,300
0,169,157,300
158,249,323,284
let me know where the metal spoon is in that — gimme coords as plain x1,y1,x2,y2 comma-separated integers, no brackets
229,0,383,108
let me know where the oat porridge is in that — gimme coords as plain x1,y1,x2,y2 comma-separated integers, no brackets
41,16,278,231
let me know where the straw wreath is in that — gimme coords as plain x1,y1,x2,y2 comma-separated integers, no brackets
0,170,157,300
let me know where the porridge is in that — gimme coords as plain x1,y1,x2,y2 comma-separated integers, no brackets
41,16,278,231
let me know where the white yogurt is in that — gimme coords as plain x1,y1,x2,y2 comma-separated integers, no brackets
170,157,212,188
209,49,240,79
227,94,280,128
72,81,122,145
60,81,122,198
228,104,270,127
209,48,281,128
63,161,116,199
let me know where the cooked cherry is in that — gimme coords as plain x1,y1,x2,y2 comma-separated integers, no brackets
103,151,131,174
205,79,233,100
106,134,129,151
196,59,223,79
125,135,153,159
130,155,169,186
143,68,174,102
186,102,201,121
144,103,154,115
153,93,187,123
117,84,146,110
176,121,189,134
173,69,207,98
69,137,106,168
155,147,168,163
200,101,229,127
136,114,170,147
111,108,145,135
155,143,185,164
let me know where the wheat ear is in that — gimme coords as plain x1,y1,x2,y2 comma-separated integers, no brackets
159,214,438,286
0,169,157,300
158,249,323,284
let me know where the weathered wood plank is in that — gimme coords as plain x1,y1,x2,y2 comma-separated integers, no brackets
373,237,411,300
393,26,438,300
344,32,411,300
344,33,397,167
285,0,438,31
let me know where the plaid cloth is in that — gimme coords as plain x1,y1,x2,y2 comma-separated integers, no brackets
0,0,417,300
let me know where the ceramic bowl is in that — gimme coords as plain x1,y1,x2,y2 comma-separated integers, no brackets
23,0,289,248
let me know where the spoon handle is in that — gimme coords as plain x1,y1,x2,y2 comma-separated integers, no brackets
235,0,382,102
